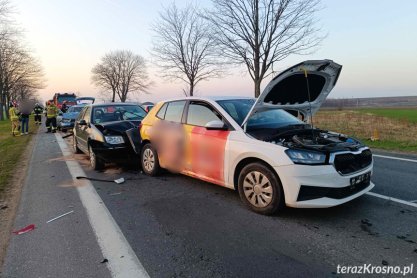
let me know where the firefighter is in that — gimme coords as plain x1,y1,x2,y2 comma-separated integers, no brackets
33,103,43,125
9,102,20,136
45,100,58,133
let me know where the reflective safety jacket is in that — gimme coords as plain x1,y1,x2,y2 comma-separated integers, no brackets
46,104,58,118
34,106,43,115
9,107,19,121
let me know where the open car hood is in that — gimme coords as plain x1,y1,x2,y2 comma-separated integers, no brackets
242,59,342,127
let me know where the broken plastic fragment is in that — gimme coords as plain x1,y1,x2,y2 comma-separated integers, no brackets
114,178,125,184
46,210,74,223
13,224,35,235
109,192,122,196
76,176,125,184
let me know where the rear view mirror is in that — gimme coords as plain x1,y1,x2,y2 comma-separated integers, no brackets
205,120,227,130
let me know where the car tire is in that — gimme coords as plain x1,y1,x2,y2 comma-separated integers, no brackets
89,145,104,171
141,143,160,176
238,163,285,215
72,135,82,154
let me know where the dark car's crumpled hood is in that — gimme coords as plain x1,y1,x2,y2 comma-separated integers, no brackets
94,120,141,133
94,120,142,154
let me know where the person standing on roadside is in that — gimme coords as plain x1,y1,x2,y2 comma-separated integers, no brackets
8,102,20,136
20,103,31,135
45,100,58,133
33,103,43,125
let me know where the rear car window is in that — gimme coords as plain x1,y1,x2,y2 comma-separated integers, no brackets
164,101,186,123
156,103,168,119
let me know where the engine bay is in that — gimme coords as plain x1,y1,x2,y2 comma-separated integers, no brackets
248,125,364,153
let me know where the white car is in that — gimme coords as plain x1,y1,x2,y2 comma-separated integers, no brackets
140,60,374,214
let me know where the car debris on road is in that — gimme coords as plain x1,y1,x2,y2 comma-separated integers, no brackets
12,224,36,235
46,210,74,223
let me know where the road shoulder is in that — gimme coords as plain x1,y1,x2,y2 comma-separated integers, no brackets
0,129,38,268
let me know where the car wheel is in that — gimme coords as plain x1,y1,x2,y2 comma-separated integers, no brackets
72,135,82,154
89,145,104,170
141,143,160,176
238,163,285,215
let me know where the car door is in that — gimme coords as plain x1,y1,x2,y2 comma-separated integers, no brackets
183,101,231,186
152,100,187,172
77,106,92,152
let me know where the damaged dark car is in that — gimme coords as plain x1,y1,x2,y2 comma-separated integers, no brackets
72,103,146,170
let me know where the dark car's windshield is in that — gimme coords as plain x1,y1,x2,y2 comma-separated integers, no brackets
217,99,303,129
92,105,146,124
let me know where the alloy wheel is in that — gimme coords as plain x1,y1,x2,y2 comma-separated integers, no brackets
143,148,155,172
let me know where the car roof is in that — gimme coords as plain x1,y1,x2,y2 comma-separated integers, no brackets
158,96,254,103
86,102,141,107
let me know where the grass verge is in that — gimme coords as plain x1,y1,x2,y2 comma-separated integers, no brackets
0,116,38,196
315,109,417,153
358,108,417,124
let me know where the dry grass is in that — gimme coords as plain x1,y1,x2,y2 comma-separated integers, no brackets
314,110,417,152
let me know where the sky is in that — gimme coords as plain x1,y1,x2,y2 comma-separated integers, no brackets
12,0,417,103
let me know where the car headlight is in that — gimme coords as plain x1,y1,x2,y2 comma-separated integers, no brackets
105,136,124,144
285,149,326,164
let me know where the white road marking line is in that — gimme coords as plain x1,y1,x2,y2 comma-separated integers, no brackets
373,154,417,163
55,134,149,278
366,192,417,208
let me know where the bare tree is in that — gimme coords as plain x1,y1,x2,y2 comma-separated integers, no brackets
0,38,45,119
205,0,324,97
91,50,150,102
152,2,223,96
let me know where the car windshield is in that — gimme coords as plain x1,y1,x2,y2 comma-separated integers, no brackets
217,99,303,129
92,105,146,124
67,106,84,113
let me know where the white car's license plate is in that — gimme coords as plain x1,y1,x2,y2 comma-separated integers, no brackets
350,172,371,186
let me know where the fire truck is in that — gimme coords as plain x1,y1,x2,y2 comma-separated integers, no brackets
52,93,77,109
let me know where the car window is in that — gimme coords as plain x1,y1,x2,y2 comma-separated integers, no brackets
164,101,186,123
187,102,222,127
156,103,168,119
247,109,302,129
71,106,84,113
83,107,92,123
77,107,87,120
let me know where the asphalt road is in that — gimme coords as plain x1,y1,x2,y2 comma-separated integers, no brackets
2,131,417,277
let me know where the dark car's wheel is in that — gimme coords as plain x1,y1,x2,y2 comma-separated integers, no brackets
238,163,285,215
141,143,160,176
89,145,104,170
72,135,82,154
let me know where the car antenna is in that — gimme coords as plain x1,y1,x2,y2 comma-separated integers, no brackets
302,68,316,142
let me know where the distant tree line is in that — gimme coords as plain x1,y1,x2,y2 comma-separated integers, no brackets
0,0,45,120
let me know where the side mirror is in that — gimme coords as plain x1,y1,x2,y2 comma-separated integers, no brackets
78,119,87,126
205,120,227,130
